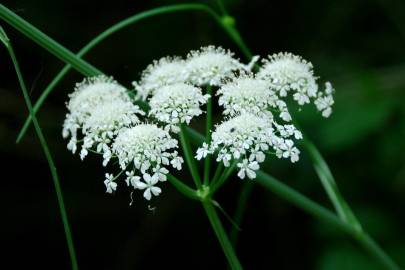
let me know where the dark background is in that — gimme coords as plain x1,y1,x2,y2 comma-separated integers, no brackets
1,0,405,269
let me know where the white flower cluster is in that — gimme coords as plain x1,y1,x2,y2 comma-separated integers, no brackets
184,45,247,86
63,75,182,200
217,74,292,121
257,52,334,116
62,75,143,157
133,57,186,101
110,124,183,200
64,45,335,200
196,113,301,179
149,83,210,132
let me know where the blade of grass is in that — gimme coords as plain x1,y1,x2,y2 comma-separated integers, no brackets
255,171,401,270
302,139,362,231
0,27,78,270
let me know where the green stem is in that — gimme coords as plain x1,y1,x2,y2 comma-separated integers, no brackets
167,174,199,201
210,161,237,193
204,85,213,185
255,171,401,270
0,28,78,270
302,139,362,231
179,124,202,189
229,181,254,246
202,199,243,270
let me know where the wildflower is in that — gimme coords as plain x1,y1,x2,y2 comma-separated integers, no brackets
257,52,335,117
136,173,162,200
149,83,210,132
80,99,144,163
62,75,133,154
133,56,186,100
184,45,246,86
104,173,117,193
111,124,183,199
315,82,335,117
197,113,301,180
217,75,292,121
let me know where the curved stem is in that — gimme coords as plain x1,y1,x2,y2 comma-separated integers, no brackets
179,125,202,189
8,3,247,143
202,199,243,270
0,29,78,270
255,171,401,270
204,85,213,185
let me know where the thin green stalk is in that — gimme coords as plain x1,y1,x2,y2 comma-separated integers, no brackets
229,181,254,246
302,139,362,231
204,85,213,185
14,3,231,143
255,171,401,270
179,124,202,189
0,4,100,77
166,174,199,201
211,162,224,184
210,161,237,193
0,27,78,270
202,199,243,270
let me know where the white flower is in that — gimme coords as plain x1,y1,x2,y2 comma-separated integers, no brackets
79,99,144,163
217,75,293,122
137,173,162,200
125,171,141,188
184,45,246,86
62,75,135,154
279,139,300,163
111,124,183,200
257,52,318,102
195,142,210,160
133,56,186,100
237,159,260,179
149,83,210,132
198,113,302,179
104,173,117,193
315,82,335,117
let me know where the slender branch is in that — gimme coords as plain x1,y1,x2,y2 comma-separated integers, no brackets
210,161,237,193
179,124,202,189
167,174,199,201
204,85,213,185
202,199,243,270
229,181,254,246
255,171,401,270
0,28,78,270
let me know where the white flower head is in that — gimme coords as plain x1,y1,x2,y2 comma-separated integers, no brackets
62,75,131,153
110,124,184,200
184,45,246,86
79,99,145,163
196,113,301,179
133,56,186,100
149,83,210,132
217,74,292,121
257,52,318,104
